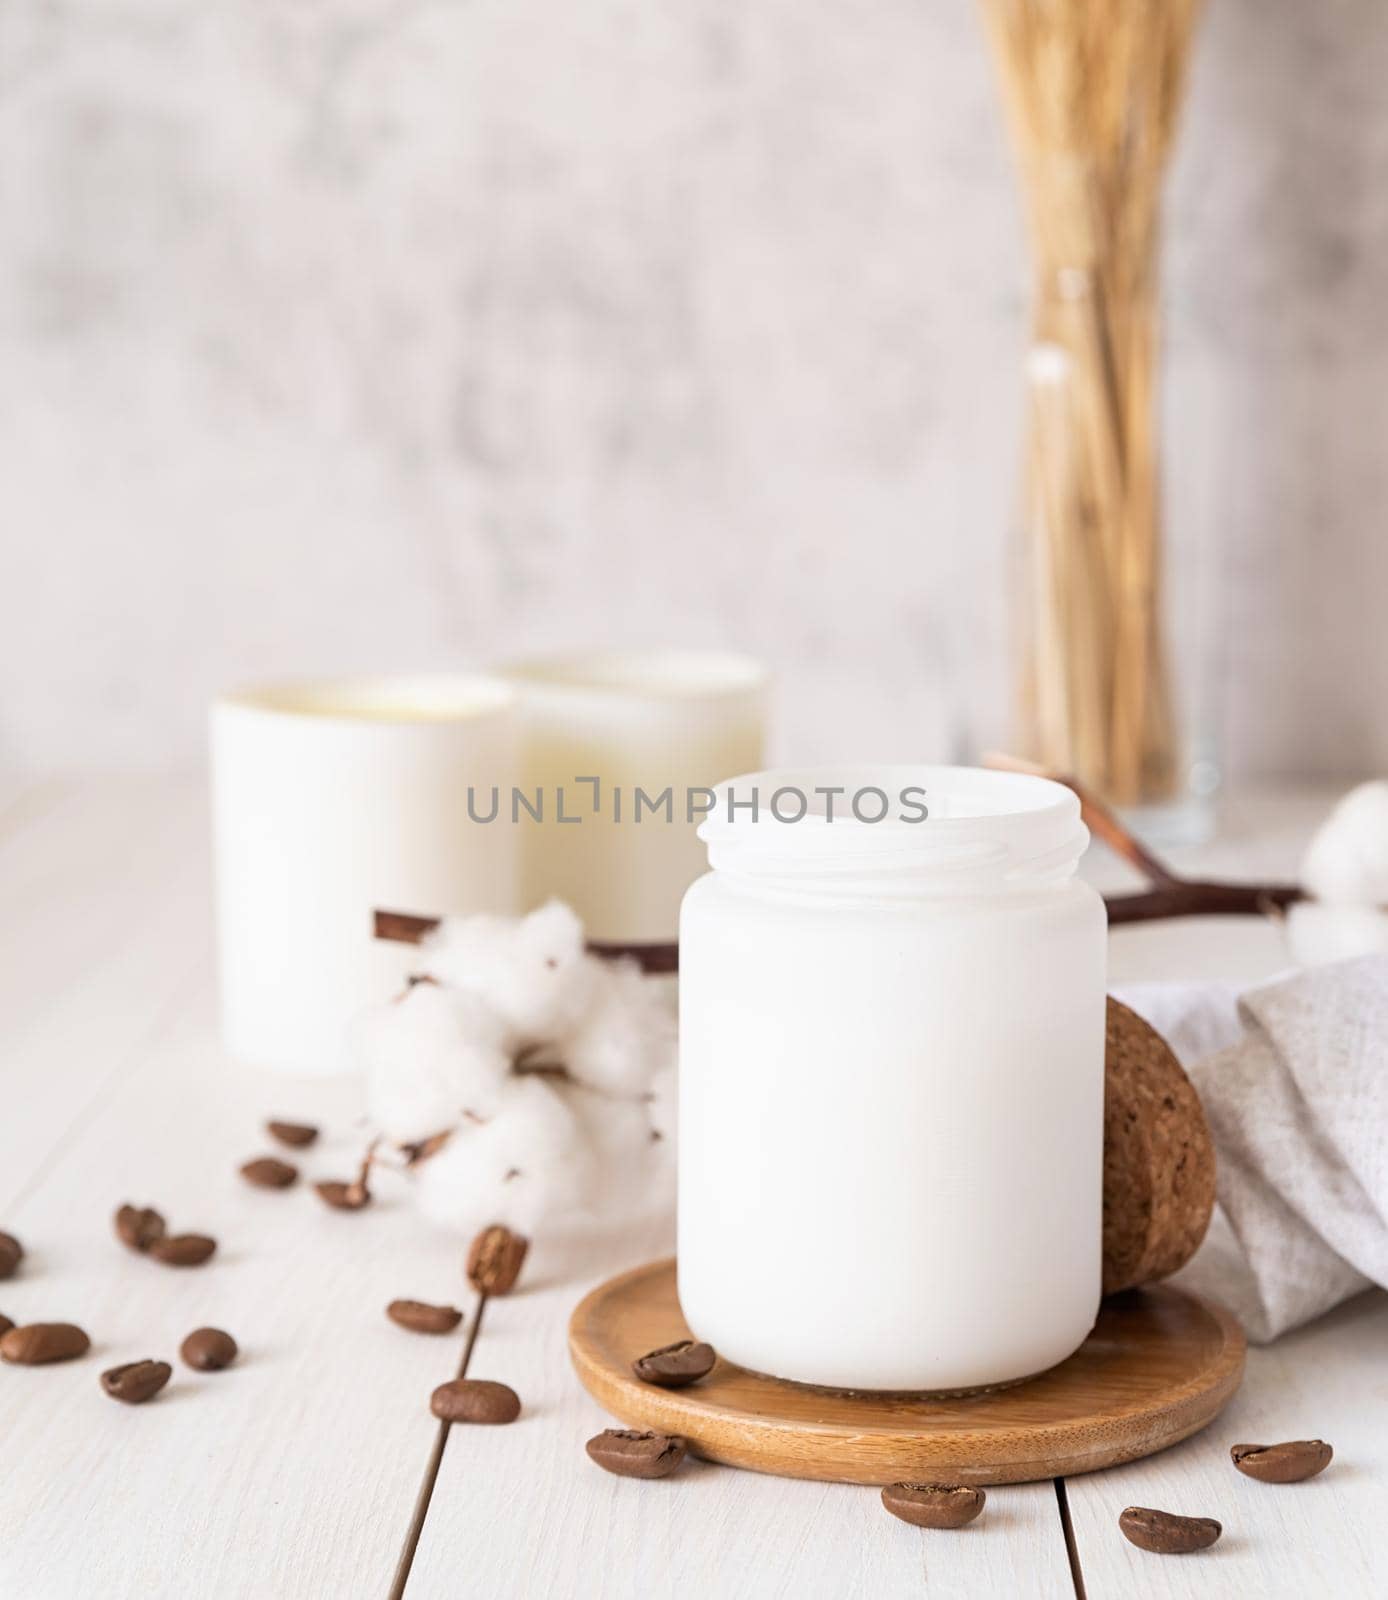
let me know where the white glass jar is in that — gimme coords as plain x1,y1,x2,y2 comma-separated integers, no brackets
677,766,1106,1392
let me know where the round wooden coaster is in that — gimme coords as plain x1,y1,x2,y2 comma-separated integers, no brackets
569,1258,1245,1486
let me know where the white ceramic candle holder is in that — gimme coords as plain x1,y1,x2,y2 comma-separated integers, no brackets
211,676,520,1075
504,651,767,949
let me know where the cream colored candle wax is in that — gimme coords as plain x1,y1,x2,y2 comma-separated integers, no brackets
504,652,766,947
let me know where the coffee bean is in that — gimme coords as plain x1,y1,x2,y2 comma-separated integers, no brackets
240,1157,298,1189
181,1328,238,1371
429,1378,521,1425
466,1224,528,1296
1,1322,91,1365
149,1234,217,1267
0,1313,13,1337
585,1429,686,1480
1119,1506,1222,1554
1231,1439,1333,1483
315,1179,371,1211
632,1339,717,1388
388,1299,464,1335
266,1119,318,1149
881,1483,986,1529
115,1204,167,1253
0,1231,23,1279
101,1359,172,1404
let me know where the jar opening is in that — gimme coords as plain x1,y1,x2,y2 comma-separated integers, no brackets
698,765,1088,897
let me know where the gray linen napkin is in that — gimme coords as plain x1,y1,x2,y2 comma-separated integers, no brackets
1118,954,1388,1343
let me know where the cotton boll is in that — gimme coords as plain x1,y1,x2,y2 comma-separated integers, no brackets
563,958,677,1099
646,1062,678,1148
420,901,594,1044
1285,901,1388,967
413,1134,521,1238
415,1076,593,1236
565,1082,671,1222
1300,781,1388,904
640,1064,678,1221
357,983,511,1145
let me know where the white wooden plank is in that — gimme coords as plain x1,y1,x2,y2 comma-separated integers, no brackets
1064,1290,1388,1599
409,1219,1074,1600
0,776,63,846
1107,916,1292,988
0,970,484,1600
0,775,209,1210
3,776,1365,1598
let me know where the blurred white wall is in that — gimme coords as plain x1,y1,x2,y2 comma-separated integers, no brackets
1,0,1385,781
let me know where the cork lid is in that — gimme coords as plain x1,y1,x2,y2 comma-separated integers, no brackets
1102,997,1217,1296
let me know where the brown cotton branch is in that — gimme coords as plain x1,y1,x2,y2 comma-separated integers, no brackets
375,909,436,945
983,752,1307,924
1104,882,1305,925
399,1129,454,1167
372,909,680,973
984,751,1182,887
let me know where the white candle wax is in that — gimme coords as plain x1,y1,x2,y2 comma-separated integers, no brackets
211,676,519,1075
505,652,767,946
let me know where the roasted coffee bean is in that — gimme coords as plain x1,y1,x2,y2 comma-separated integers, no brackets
0,1313,13,1337
149,1234,217,1267
1231,1439,1333,1483
429,1378,522,1425
388,1299,464,1335
1,1322,91,1365
881,1483,986,1529
315,1179,371,1211
266,1119,319,1149
632,1339,717,1388
585,1429,686,1480
0,1231,23,1279
240,1156,298,1189
101,1359,172,1404
466,1224,528,1296
1119,1506,1222,1554
114,1204,166,1253
180,1327,238,1371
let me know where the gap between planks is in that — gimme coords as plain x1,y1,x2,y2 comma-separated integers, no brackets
388,1293,491,1600
1054,1478,1087,1600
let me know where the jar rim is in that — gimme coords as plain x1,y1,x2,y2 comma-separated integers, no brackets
698,765,1088,894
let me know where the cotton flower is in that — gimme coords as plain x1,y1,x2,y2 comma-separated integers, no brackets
361,901,678,1246
561,957,676,1099
415,1076,591,1237
356,982,511,1144
1288,780,1388,967
566,1082,670,1221
1300,781,1388,904
1285,902,1388,968
418,900,594,1045
646,1062,678,1148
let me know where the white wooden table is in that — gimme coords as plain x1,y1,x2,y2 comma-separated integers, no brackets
1,777,1383,1599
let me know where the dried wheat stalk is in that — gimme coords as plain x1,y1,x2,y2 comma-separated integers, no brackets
982,0,1204,806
